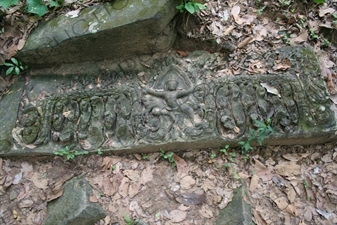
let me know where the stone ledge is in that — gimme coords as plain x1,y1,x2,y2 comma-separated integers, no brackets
16,0,180,68
1,46,336,156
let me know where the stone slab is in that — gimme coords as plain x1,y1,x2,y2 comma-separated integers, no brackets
216,184,253,225
43,175,106,225
16,0,179,68
0,46,336,156
0,77,24,154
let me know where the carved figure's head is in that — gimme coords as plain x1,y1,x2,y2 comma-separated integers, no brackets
166,69,180,91
166,80,178,91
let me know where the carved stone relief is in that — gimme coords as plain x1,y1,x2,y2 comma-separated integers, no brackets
13,47,336,152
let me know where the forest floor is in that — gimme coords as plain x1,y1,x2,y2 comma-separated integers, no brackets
1,0,337,224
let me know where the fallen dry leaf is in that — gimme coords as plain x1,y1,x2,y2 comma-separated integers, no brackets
141,165,154,185
250,174,259,192
180,175,196,190
275,162,301,176
199,204,213,218
260,83,281,98
173,154,188,174
170,209,186,223
118,177,129,198
102,175,116,196
128,182,140,198
29,172,48,190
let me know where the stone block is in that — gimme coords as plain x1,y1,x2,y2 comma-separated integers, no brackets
0,46,336,157
216,184,253,225
43,175,106,225
0,77,24,154
16,0,179,68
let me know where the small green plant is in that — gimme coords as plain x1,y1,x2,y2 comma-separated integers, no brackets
323,38,331,48
242,154,250,162
210,153,217,159
309,29,319,41
220,145,229,155
54,146,89,160
281,32,290,45
257,6,266,16
223,163,232,168
97,148,103,155
231,169,240,179
238,118,275,154
229,152,236,163
176,0,207,14
160,148,176,167
142,154,149,160
4,58,27,76
111,164,116,170
124,215,134,225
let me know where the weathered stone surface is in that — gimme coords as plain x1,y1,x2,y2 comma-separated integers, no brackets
0,77,24,154
216,184,253,225
16,0,179,68
43,175,106,225
0,46,336,156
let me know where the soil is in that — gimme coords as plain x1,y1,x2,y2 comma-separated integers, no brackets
1,0,337,225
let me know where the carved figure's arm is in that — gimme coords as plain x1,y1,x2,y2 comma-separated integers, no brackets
177,87,194,98
146,89,166,98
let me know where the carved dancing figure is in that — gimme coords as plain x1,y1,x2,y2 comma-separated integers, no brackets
142,73,195,125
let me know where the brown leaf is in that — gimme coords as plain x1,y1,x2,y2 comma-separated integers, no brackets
319,6,336,17
199,204,213,218
273,197,288,210
47,181,64,202
237,36,254,48
275,162,301,176
180,175,196,190
201,179,215,191
118,177,129,198
173,154,188,174
176,192,205,205
250,174,259,192
102,175,116,196
128,182,140,198
123,170,140,181
141,165,154,185
289,30,308,45
30,172,48,190
285,203,298,216
170,210,187,222
177,50,188,57
253,209,268,225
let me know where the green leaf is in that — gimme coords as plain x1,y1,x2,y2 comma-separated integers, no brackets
49,0,60,7
6,67,14,75
185,2,195,14
0,0,18,10
14,67,20,75
238,141,245,146
27,0,48,16
194,3,207,10
10,58,19,66
175,3,184,12
3,62,13,67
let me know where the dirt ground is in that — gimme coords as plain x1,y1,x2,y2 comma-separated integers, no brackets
1,0,337,224
1,144,337,225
